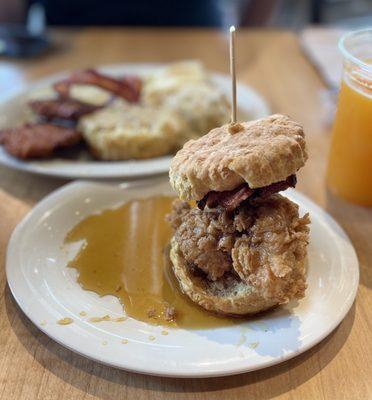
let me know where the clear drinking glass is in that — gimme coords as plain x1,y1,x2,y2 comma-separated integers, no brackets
327,29,372,206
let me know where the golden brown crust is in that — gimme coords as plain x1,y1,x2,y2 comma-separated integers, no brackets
231,195,310,303
168,194,310,316
78,104,189,160
170,238,279,316
169,114,307,201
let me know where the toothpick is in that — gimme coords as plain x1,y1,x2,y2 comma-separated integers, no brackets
229,25,237,124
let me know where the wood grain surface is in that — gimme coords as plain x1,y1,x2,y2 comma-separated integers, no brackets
0,28,371,400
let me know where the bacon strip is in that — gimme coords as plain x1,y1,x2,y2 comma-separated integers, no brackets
29,99,101,121
204,184,253,211
258,175,297,198
198,175,297,211
53,69,141,103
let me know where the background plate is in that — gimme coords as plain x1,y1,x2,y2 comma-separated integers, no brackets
0,64,270,179
6,180,359,377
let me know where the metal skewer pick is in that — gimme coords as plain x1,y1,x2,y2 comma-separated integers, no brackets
229,25,237,124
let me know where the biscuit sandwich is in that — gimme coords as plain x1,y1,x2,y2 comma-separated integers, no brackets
167,114,310,316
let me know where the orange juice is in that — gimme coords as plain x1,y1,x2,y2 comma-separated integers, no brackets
327,64,372,205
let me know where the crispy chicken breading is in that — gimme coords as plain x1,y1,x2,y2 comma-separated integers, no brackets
232,195,310,303
168,200,236,281
168,194,310,303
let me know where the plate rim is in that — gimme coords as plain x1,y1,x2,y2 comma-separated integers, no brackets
6,180,359,377
0,63,270,180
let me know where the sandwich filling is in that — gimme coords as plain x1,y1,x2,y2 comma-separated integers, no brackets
197,175,297,212
168,194,310,304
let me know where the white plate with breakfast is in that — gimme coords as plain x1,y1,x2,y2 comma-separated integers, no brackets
0,62,269,179
6,115,358,377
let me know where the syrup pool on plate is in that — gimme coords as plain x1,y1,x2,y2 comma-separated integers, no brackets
64,196,236,328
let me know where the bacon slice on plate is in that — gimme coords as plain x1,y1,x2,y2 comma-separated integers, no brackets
53,69,141,103
29,99,101,121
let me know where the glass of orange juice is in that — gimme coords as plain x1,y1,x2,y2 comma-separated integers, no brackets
327,29,372,205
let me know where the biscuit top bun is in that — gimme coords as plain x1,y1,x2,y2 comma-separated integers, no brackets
169,114,307,201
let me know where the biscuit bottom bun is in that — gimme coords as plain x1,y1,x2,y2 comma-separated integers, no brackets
170,238,279,316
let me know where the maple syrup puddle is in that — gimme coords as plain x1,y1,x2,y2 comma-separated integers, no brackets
64,196,236,329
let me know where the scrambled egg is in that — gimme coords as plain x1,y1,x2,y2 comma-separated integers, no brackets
143,61,230,137
142,61,208,106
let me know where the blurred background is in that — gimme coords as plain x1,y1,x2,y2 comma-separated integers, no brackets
1,0,371,77
1,0,372,29
0,0,371,104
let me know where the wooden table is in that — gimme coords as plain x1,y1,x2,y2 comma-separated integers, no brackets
1,28,371,400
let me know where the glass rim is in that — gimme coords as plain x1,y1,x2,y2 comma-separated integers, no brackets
339,28,372,72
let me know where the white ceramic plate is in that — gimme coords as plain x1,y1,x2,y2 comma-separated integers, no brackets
0,64,270,179
6,180,359,377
